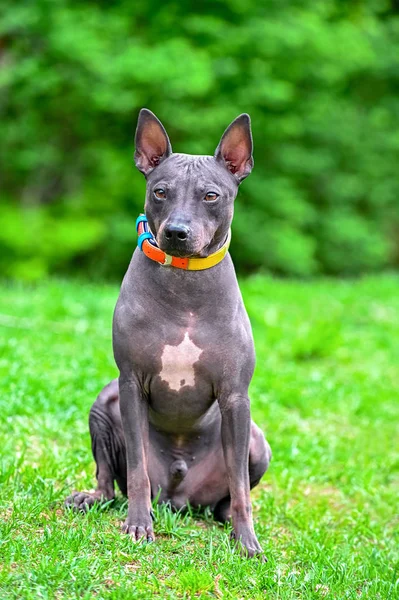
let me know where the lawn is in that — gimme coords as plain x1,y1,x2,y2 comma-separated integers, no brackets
0,275,398,599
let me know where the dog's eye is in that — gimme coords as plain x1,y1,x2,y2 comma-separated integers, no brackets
205,192,219,202
154,188,166,200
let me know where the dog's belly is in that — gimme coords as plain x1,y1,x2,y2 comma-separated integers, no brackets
148,383,215,431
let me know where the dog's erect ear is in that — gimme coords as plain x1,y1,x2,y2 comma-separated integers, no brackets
214,114,253,182
134,109,172,176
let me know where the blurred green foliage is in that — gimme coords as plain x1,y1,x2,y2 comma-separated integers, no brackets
1,0,399,280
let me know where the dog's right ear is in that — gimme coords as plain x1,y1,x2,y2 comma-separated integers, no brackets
134,109,172,176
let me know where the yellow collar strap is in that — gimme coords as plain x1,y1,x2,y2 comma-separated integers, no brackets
136,214,231,271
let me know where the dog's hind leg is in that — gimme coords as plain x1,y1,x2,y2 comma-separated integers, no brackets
213,421,271,523
65,379,127,511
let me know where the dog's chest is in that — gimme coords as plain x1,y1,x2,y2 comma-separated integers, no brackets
159,330,203,392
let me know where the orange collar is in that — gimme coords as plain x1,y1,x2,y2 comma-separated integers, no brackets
136,214,231,270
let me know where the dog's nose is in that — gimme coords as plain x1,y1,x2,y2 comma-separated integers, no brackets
164,224,190,242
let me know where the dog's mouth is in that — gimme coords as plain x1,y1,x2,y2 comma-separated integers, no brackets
157,242,200,258
157,234,226,259
154,220,212,258
157,234,205,258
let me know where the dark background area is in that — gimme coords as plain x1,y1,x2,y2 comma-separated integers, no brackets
1,0,399,281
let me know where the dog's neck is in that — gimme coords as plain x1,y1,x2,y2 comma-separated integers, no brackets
131,247,240,319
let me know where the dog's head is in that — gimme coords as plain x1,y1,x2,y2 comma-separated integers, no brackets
134,109,253,258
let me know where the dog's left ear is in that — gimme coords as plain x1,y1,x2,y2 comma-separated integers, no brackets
134,108,172,176
214,114,253,182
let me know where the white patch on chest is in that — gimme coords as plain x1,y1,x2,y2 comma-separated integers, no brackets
160,332,202,392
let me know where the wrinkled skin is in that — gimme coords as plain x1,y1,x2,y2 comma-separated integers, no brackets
66,109,272,560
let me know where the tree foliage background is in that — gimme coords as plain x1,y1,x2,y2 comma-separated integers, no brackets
1,0,399,280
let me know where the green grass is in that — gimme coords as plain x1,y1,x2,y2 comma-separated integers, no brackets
0,275,398,599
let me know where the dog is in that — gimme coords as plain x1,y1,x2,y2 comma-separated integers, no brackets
66,109,271,559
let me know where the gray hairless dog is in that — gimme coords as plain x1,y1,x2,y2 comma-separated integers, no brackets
66,109,272,559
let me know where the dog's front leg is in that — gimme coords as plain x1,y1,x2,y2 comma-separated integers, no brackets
118,375,154,542
219,393,264,560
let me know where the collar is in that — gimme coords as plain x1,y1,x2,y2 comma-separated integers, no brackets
136,214,231,270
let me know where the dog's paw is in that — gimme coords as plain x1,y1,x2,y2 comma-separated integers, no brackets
231,528,267,561
121,517,154,542
65,490,108,512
